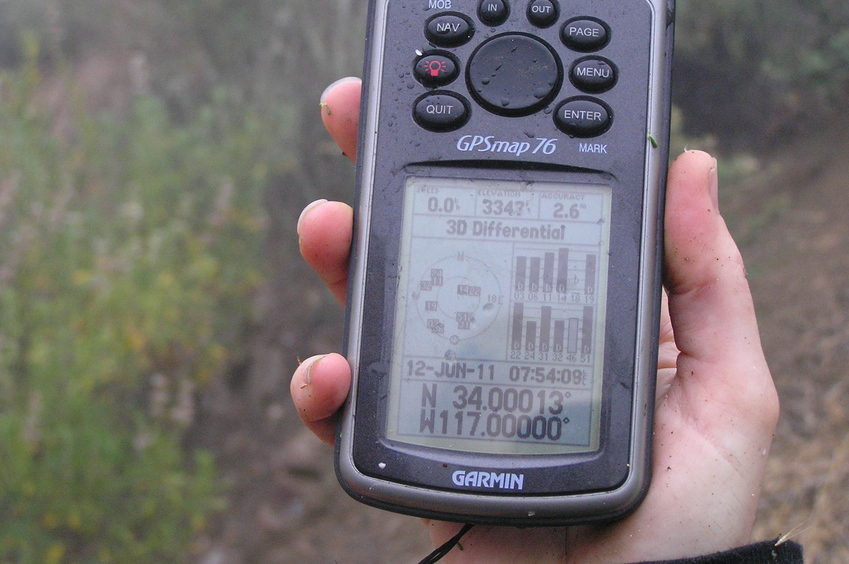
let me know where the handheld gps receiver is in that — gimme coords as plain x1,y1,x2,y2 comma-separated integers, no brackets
336,0,674,525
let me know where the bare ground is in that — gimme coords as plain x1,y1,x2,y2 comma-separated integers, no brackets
737,125,849,562
191,122,849,563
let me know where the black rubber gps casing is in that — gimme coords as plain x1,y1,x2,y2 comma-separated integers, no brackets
336,0,674,526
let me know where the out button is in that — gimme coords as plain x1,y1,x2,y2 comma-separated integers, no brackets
414,92,470,132
527,0,559,28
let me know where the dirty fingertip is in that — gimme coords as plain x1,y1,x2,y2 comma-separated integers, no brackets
290,353,351,423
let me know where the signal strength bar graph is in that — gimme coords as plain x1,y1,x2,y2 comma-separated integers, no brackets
513,248,597,295
510,303,594,355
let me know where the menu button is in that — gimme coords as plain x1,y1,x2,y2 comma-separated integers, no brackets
570,57,617,93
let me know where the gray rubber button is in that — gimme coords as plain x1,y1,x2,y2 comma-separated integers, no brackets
554,98,612,137
414,92,470,131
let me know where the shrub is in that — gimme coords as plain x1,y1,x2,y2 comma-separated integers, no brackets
0,47,267,562
674,0,849,147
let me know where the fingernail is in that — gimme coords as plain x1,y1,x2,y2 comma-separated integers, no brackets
300,355,325,389
320,76,360,106
297,199,327,237
709,158,719,213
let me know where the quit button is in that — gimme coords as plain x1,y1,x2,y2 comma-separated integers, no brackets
413,92,470,132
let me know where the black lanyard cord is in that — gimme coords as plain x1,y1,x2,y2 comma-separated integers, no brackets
418,523,475,564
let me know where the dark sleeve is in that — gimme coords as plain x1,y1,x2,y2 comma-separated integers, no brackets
638,540,803,564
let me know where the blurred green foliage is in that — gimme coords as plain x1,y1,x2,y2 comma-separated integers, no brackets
0,42,268,562
674,0,849,146
677,0,849,91
0,0,366,559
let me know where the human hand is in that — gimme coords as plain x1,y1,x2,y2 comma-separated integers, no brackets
290,77,779,563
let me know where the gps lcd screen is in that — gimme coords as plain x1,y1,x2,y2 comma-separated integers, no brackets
385,176,612,455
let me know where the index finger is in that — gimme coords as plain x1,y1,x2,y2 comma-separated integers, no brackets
297,199,353,305
320,77,361,163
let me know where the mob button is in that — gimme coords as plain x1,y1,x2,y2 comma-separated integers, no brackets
414,92,470,132
554,97,612,137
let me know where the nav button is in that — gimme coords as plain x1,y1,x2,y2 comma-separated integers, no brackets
413,92,470,132
425,13,475,47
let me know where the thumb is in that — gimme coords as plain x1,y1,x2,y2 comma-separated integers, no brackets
663,149,778,436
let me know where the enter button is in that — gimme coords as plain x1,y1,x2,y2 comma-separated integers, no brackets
554,97,612,137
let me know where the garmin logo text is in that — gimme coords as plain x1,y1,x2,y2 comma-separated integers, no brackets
452,470,525,490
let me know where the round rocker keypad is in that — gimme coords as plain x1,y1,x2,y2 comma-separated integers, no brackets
467,33,561,117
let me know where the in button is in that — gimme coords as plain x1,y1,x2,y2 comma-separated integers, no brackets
478,0,509,26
